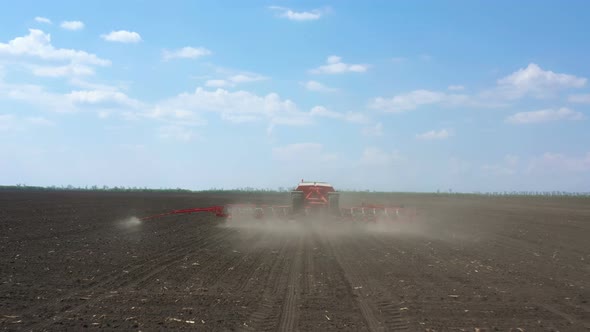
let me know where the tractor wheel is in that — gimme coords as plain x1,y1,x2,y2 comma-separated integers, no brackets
328,192,340,215
291,191,304,214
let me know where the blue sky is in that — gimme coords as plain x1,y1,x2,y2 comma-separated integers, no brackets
1,0,589,192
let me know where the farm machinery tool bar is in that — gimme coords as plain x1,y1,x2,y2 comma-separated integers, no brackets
140,206,228,221
140,203,415,222
340,204,416,222
139,204,294,221
139,204,286,221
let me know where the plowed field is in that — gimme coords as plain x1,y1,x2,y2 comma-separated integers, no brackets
1,191,589,331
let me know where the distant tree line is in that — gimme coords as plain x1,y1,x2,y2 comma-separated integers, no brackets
467,191,590,197
1,184,193,193
0,184,289,194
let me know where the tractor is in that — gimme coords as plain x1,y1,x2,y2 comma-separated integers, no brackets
290,180,340,216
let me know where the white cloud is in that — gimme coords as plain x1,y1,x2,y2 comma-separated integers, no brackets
146,106,207,126
205,79,230,88
506,107,585,124
220,113,259,123
370,90,472,113
310,106,369,124
156,88,310,128
568,93,590,104
272,143,337,162
4,75,358,132
158,125,195,142
448,85,465,91
372,90,444,112
359,147,404,167
528,152,590,173
67,89,143,109
269,110,312,126
152,88,369,135
310,56,369,74
230,73,267,84
391,57,406,63
494,63,586,99
101,30,142,43
416,129,453,140
310,105,339,118
373,85,529,114
303,80,336,92
205,73,268,88
0,80,143,115
60,21,84,31
361,122,383,137
32,63,94,77
370,63,586,113
0,29,110,66
268,6,328,21
162,46,211,60
0,82,76,112
68,78,127,92
34,17,52,24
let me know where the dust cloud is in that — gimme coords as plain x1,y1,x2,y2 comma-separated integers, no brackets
219,215,431,238
116,216,143,230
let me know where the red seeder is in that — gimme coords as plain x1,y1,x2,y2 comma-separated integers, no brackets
140,180,415,222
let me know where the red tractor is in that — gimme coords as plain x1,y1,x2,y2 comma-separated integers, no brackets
290,180,340,216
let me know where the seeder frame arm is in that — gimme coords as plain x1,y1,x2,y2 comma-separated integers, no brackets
140,206,227,221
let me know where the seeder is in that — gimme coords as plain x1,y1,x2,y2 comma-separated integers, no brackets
139,180,415,223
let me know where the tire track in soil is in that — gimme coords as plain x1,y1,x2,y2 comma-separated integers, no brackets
240,237,291,331
24,226,235,331
303,234,319,296
241,235,302,331
324,234,409,332
277,236,303,332
323,235,383,332
295,231,370,331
